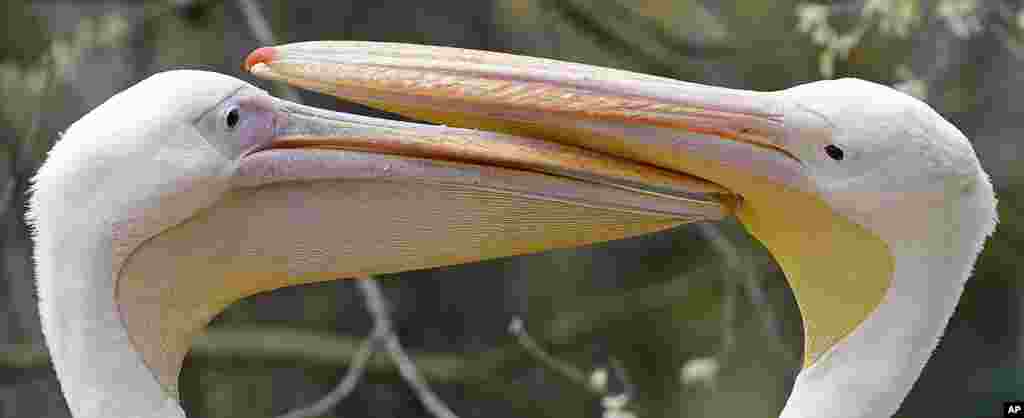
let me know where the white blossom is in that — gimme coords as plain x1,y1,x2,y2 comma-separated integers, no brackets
680,356,720,387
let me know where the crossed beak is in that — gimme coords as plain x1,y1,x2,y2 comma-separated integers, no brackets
243,42,811,227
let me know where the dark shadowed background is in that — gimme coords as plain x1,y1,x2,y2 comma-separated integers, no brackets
1,1,1022,417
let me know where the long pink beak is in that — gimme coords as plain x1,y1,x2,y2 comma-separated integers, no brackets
244,41,809,203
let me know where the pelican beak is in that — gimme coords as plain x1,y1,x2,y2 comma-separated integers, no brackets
250,96,730,220
244,42,811,203
241,43,903,373
243,42,905,372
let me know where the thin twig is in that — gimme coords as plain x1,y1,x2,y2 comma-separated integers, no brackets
236,0,277,45
696,225,740,359
536,0,730,78
2,327,466,377
605,356,634,400
358,278,460,418
719,263,738,358
275,335,377,418
696,224,794,363
273,276,462,418
235,0,302,103
599,0,734,58
508,318,594,393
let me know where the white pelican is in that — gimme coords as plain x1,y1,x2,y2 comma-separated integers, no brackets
28,41,995,418
30,69,724,418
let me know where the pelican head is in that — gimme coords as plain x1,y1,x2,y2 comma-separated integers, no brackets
30,70,728,417
244,42,997,417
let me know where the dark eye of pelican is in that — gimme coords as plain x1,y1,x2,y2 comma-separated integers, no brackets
225,108,240,129
824,144,844,161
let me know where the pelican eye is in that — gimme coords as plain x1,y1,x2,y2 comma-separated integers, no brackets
225,108,240,129
825,144,844,161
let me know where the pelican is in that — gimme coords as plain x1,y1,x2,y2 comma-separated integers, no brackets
29,42,995,418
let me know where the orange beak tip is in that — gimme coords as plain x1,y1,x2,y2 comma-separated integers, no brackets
244,47,277,72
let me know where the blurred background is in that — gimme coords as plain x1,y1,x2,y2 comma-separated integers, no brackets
1,0,1022,417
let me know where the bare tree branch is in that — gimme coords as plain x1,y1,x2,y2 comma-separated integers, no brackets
605,356,635,400
0,327,463,374
235,0,302,103
236,0,277,46
696,224,794,363
274,333,377,418
358,278,461,418
536,0,733,78
509,317,595,393
509,318,639,416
